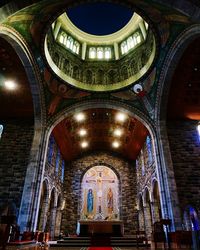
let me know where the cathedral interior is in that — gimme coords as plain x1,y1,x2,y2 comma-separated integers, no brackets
0,0,200,249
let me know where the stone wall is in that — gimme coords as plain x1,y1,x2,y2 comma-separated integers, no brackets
167,120,200,213
0,119,34,214
61,152,137,235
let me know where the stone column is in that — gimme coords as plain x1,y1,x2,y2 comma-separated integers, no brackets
38,199,49,231
143,204,152,239
43,200,50,232
50,206,57,239
154,125,182,231
138,209,145,231
151,201,160,224
54,208,62,237
53,21,61,40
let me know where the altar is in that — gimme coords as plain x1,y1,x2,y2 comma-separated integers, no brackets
77,220,124,236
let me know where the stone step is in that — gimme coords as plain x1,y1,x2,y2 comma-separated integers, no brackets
52,235,149,248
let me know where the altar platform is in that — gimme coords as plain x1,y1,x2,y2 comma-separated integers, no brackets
77,220,124,236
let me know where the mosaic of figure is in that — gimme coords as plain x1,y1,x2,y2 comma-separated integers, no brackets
107,188,114,214
87,189,94,213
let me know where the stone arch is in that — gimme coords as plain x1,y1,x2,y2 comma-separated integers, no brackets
0,27,44,232
63,59,70,75
85,69,93,84
157,25,200,121
143,187,153,238
73,65,79,80
43,99,172,232
96,69,104,84
156,25,200,231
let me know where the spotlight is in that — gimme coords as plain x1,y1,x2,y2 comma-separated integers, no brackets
81,141,88,148
113,128,123,137
112,141,120,148
116,112,127,122
75,113,85,122
79,129,87,136
4,80,17,90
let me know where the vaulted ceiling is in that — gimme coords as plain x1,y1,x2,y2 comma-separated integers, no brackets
52,109,148,161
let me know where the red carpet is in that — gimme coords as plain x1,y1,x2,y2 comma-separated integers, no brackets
88,248,113,250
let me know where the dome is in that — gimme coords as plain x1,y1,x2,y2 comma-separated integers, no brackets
44,3,157,92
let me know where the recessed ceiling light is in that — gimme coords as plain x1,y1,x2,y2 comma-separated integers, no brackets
79,129,87,136
81,141,88,148
4,80,17,90
116,112,127,122
113,128,123,137
112,141,120,148
75,112,85,122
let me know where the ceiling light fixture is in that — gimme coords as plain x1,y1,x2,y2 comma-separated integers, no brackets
81,141,88,148
113,128,123,137
75,112,85,122
116,112,127,122
4,80,17,90
112,141,120,148
79,129,87,136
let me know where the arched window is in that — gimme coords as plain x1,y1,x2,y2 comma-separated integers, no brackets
146,135,153,165
55,151,60,174
73,41,80,54
121,41,128,55
89,47,96,59
127,36,135,49
59,32,66,44
0,124,3,138
48,136,54,164
140,149,145,176
66,36,73,50
134,32,141,44
105,47,111,59
61,160,65,182
97,47,103,59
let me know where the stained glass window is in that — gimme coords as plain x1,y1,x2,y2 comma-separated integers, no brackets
0,125,3,138
61,160,65,182
146,135,153,165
